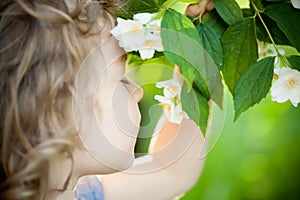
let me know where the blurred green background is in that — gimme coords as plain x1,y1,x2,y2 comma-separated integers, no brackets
182,93,300,200
129,0,300,199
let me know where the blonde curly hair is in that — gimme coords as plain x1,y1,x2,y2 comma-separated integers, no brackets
0,0,124,199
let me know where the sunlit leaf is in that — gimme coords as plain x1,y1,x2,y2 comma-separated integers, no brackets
161,9,224,107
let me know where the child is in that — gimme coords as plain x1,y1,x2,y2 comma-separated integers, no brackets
0,0,211,199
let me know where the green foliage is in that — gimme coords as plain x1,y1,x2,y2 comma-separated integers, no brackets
233,57,275,120
161,9,211,133
288,55,300,71
264,3,300,52
214,0,243,25
197,23,223,70
255,13,292,46
161,9,223,102
161,9,203,90
221,18,258,93
181,82,209,135
120,0,300,134
201,10,228,39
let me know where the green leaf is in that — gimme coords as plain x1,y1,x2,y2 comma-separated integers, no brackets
214,0,243,25
162,9,201,42
161,9,202,90
234,57,275,120
161,9,224,107
221,17,258,94
288,55,300,71
242,8,255,18
264,3,300,52
193,75,210,100
197,23,223,70
202,10,228,39
181,82,209,136
115,0,160,19
255,13,292,46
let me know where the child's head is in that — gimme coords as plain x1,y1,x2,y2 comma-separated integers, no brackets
0,0,141,199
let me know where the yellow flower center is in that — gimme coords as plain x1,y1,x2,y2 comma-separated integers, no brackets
159,103,171,111
131,25,139,33
273,73,279,80
287,78,298,89
168,86,178,92
145,39,155,47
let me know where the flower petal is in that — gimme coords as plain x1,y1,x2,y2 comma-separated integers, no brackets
156,79,181,89
270,80,290,103
133,13,154,24
292,0,300,9
289,87,300,107
139,49,155,60
154,95,172,104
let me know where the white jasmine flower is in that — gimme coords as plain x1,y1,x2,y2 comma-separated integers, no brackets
110,18,145,51
156,79,181,99
271,67,300,107
110,13,163,60
154,79,187,124
292,0,300,9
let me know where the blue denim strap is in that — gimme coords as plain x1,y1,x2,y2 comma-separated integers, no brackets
74,175,105,200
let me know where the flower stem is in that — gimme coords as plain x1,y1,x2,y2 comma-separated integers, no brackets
250,1,280,56
251,2,277,52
